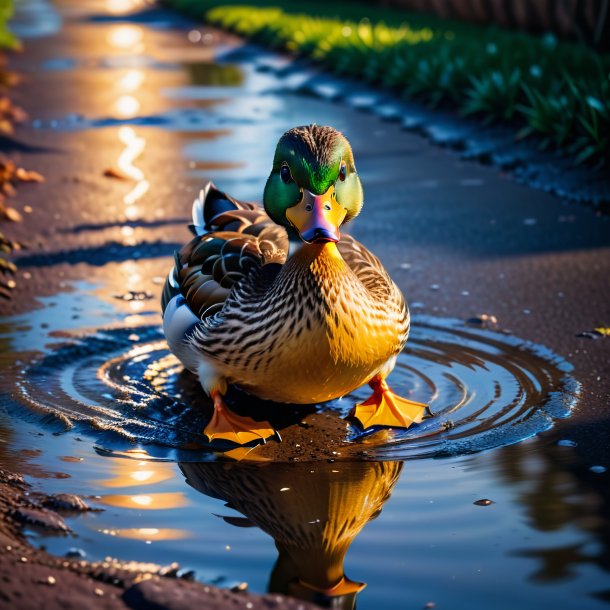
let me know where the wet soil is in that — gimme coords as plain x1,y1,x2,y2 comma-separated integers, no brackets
0,468,316,610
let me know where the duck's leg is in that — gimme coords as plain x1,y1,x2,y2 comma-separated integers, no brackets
198,363,275,444
204,390,276,444
349,374,427,431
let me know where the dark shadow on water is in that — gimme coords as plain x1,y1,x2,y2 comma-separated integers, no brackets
58,218,190,235
0,135,60,154
181,459,403,609
14,241,183,267
84,7,192,28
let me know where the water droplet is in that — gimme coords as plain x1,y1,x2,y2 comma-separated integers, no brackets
188,30,202,43
590,465,606,474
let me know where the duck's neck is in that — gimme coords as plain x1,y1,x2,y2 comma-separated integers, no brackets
290,242,348,279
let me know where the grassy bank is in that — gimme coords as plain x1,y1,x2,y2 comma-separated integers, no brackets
165,0,610,168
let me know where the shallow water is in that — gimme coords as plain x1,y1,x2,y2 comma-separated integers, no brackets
8,311,577,462
2,1,609,609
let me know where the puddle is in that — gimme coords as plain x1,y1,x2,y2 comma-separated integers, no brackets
6,315,577,462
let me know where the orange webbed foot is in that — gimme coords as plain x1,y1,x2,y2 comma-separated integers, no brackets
350,376,427,431
204,391,276,445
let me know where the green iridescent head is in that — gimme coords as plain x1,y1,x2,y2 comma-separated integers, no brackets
263,125,364,231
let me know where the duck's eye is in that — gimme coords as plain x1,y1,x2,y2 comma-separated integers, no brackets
339,162,347,182
280,165,292,184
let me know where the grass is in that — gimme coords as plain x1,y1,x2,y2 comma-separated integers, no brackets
164,0,610,168
0,0,18,50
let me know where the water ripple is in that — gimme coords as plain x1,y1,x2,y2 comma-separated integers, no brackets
11,316,578,462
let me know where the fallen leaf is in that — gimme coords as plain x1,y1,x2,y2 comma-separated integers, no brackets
16,167,45,183
0,203,22,222
103,167,130,180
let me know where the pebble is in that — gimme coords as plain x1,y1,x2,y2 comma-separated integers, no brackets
43,493,92,512
466,314,498,328
473,498,494,506
65,548,86,559
13,507,70,532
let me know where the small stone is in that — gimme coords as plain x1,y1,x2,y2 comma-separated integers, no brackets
65,548,86,559
466,314,498,328
94,588,104,597
45,576,56,586
43,493,91,512
12,507,70,532
473,498,494,506
230,582,248,593
424,603,436,609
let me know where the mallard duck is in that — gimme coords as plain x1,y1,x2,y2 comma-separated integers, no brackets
162,125,427,444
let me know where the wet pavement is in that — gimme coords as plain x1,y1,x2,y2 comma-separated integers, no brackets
1,1,609,609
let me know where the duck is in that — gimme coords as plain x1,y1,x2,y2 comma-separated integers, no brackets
161,124,428,444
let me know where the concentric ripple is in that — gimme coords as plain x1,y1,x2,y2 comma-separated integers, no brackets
11,316,579,462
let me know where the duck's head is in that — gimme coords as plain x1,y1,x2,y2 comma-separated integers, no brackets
263,125,363,244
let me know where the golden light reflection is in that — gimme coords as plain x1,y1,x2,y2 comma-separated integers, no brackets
100,457,175,488
124,179,149,205
99,527,189,541
115,95,141,118
99,492,188,510
118,127,145,180
116,126,150,214
118,69,145,92
107,25,143,49
125,205,140,220
107,0,141,14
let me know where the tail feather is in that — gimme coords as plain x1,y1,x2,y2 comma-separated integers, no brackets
189,181,261,236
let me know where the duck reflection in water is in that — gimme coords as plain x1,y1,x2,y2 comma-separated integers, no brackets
180,459,403,609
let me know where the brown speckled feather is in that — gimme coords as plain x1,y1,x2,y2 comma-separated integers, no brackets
162,184,289,319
